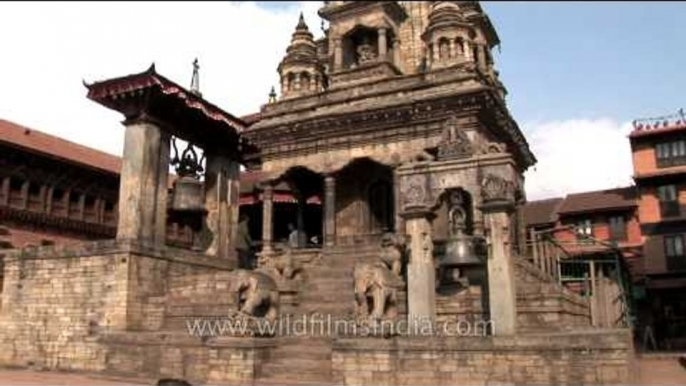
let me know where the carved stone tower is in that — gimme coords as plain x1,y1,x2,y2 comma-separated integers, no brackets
278,13,324,100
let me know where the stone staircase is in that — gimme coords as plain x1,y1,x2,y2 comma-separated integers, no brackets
254,243,383,385
255,337,333,385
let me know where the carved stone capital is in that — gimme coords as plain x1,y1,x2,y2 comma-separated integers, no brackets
480,174,515,208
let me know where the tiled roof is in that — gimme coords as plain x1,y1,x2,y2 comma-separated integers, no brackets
557,187,637,215
522,197,564,227
0,119,121,175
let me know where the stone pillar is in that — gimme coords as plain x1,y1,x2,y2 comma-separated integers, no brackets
432,42,440,62
392,169,404,235
449,39,456,59
153,133,170,244
296,192,306,248
392,39,401,67
378,28,387,60
262,183,274,253
334,38,343,71
116,118,167,243
0,176,9,206
401,207,437,328
463,40,472,61
204,153,240,258
323,175,336,247
481,197,517,336
477,44,487,70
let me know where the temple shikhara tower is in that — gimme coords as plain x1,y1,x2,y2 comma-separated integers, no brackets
0,2,635,385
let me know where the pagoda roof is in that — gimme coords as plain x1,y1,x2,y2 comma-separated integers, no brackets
85,64,248,155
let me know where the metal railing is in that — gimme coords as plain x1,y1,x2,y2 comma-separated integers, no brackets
527,226,635,328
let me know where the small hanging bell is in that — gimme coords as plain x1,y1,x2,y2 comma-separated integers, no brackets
171,176,207,213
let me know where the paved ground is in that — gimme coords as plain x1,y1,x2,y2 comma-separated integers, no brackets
0,355,684,385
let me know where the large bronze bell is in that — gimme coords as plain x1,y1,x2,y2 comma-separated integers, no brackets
440,234,487,268
171,176,206,213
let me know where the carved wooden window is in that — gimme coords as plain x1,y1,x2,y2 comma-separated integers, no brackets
656,139,686,168
665,234,686,271
608,215,627,242
575,219,593,243
658,184,679,218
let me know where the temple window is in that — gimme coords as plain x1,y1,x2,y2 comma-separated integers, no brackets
287,72,296,91
52,188,67,217
301,72,311,91
438,38,450,60
8,178,24,208
103,200,116,225
342,26,379,69
68,191,81,219
84,195,97,222
27,182,42,211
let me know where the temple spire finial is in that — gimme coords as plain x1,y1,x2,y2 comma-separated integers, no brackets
190,58,201,97
268,86,277,104
296,12,307,30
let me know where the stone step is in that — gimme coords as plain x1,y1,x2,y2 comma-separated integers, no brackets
255,374,332,385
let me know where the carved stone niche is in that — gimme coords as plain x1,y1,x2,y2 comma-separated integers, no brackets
437,115,473,160
481,173,515,204
399,174,432,212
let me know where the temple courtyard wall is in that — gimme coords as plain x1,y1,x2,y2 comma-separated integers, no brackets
0,242,635,385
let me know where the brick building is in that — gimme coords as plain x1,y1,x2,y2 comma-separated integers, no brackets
524,108,686,350
0,118,317,253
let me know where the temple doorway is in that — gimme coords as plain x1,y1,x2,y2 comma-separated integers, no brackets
334,158,394,243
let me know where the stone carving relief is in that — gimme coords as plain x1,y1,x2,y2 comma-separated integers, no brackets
231,270,280,321
481,173,515,203
356,36,377,65
437,115,473,160
400,174,430,210
258,249,302,281
478,142,506,155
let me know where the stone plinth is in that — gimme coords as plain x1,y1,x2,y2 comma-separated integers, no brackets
332,330,636,385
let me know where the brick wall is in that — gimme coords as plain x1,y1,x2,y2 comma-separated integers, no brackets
332,331,635,385
0,240,235,372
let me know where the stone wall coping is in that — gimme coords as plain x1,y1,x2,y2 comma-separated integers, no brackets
98,331,276,349
333,329,633,352
1,239,235,270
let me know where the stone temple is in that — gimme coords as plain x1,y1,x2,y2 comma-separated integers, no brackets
0,1,634,385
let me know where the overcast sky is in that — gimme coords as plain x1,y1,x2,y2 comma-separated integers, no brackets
1,1,684,200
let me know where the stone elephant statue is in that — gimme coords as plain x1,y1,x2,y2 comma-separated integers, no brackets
231,270,280,321
353,262,403,322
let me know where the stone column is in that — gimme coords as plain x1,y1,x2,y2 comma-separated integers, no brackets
296,192,306,248
481,196,517,336
38,185,47,212
449,39,456,59
153,133,170,244
477,44,487,70
334,38,343,71
262,182,274,253
116,118,167,243
323,174,336,247
378,28,387,60
0,176,9,206
392,169,404,235
392,39,401,67
204,153,240,259
463,40,472,61
432,42,440,62
401,206,437,328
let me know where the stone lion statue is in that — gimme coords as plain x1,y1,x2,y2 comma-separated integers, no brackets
231,270,280,321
